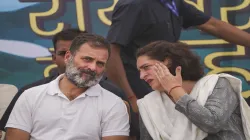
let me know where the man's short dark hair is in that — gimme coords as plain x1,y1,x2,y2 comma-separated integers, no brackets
52,28,87,51
69,33,111,59
136,41,204,81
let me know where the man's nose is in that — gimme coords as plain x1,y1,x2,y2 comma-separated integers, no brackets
88,62,97,71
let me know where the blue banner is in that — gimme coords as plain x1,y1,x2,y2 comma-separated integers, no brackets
0,0,249,98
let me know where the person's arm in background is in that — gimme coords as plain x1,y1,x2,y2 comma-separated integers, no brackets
197,17,250,47
107,45,138,113
106,2,144,113
180,1,250,47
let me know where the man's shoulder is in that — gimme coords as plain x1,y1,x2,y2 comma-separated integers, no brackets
22,83,49,97
97,85,125,107
98,86,128,117
99,85,122,101
99,79,126,100
15,84,49,108
19,75,57,93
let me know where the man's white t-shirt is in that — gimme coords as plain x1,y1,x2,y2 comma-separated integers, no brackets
6,75,130,140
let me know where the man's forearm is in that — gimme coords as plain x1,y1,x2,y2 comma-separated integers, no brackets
5,128,30,140
198,17,250,47
102,136,128,140
106,44,136,98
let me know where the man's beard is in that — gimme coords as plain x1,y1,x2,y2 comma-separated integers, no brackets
65,57,103,88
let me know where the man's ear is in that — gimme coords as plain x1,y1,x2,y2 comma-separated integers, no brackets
64,51,71,63
52,52,56,63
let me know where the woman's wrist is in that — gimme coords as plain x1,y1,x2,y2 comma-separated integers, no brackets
168,86,187,102
167,85,182,95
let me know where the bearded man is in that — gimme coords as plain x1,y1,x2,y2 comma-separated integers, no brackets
5,33,130,140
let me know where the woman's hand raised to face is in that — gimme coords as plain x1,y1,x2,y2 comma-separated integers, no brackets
153,63,182,93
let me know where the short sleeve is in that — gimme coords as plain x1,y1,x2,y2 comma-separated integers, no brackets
101,99,130,137
180,1,210,29
107,3,143,47
5,90,32,133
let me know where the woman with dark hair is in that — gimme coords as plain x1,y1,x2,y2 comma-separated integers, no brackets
136,41,250,140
